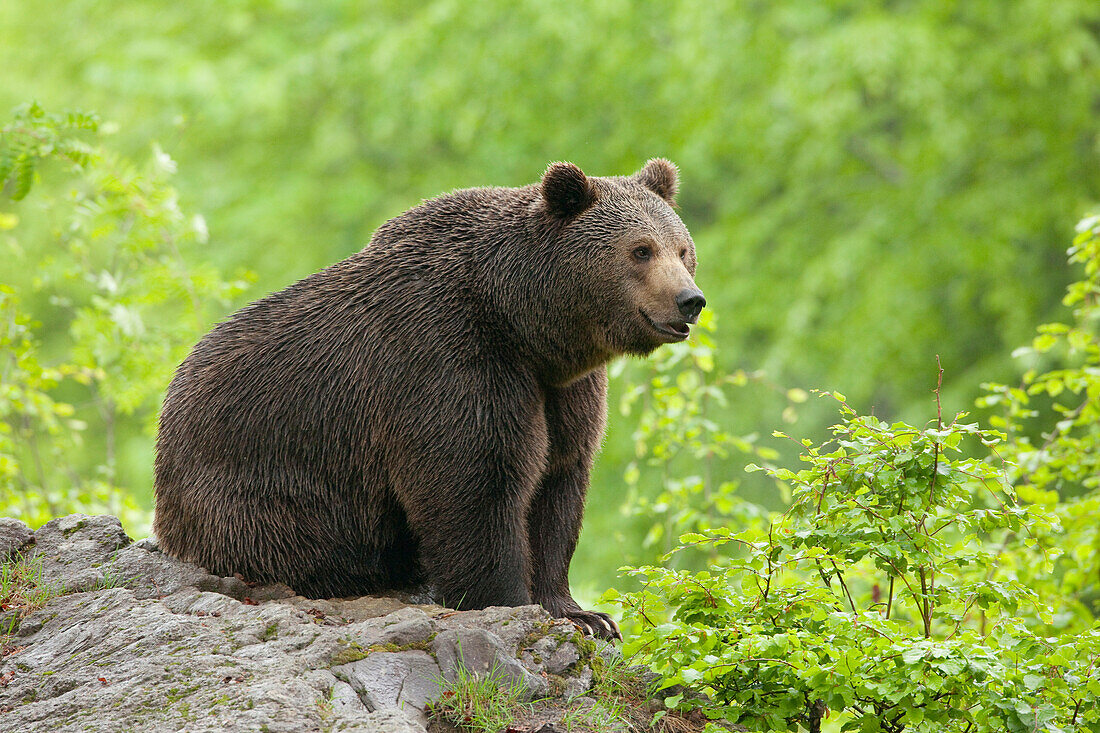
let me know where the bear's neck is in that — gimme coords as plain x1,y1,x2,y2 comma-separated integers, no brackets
476,288,614,388
471,220,614,389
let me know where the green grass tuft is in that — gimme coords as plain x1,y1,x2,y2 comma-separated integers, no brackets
0,555,60,638
428,662,533,733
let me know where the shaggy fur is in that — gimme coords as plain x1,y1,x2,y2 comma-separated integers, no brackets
153,159,703,640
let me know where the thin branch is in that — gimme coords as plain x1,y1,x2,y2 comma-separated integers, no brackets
919,567,932,638
930,355,943,504
831,560,858,614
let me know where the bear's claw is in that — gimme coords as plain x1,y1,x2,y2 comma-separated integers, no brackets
566,610,622,641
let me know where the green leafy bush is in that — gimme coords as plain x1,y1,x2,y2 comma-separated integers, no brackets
0,103,251,530
611,395,1099,731
978,214,1100,625
613,310,784,561
607,217,1100,731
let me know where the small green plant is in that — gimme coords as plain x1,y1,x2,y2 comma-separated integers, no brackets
330,640,372,667
557,703,628,733
557,650,636,733
0,555,58,636
91,563,133,592
560,648,712,733
427,662,532,733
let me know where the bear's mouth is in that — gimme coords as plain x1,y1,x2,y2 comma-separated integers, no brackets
640,309,691,342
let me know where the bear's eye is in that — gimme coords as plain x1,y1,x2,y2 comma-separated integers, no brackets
679,249,688,261
632,246,652,262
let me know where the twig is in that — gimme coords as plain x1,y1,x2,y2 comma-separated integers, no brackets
930,355,943,504
919,568,932,638
831,560,858,614
886,575,894,620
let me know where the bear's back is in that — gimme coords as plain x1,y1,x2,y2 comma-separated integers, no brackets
156,188,529,483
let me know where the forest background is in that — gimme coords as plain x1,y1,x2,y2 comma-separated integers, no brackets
1,0,1099,605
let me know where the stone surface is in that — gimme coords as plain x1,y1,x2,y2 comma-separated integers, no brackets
435,604,550,649
524,633,581,675
0,518,33,562
330,679,367,714
431,627,550,700
362,709,433,732
283,593,441,624
29,514,131,593
334,651,442,726
0,514,613,732
342,606,436,648
563,666,595,699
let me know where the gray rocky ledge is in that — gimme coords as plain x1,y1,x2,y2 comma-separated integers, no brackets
0,514,612,732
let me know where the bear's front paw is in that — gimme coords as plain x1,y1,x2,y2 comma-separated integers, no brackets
564,609,622,641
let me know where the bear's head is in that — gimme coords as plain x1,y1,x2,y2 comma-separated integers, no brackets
539,158,705,359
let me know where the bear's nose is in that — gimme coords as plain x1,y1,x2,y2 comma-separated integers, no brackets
675,288,706,321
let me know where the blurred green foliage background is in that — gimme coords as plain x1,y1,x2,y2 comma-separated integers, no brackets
2,0,1099,598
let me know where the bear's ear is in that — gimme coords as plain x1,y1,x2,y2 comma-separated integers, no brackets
541,162,596,219
634,158,678,204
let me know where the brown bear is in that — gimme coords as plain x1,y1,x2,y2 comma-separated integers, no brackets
152,159,704,640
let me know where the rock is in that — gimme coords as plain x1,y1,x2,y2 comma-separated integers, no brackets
343,606,436,649
131,536,160,552
0,513,613,732
435,604,550,649
30,514,131,593
431,628,550,700
333,650,441,726
108,542,246,600
547,641,581,674
0,585,389,732
0,518,33,562
563,666,594,699
625,663,663,692
283,593,441,624
524,633,581,675
161,589,245,616
378,607,435,646
242,582,297,602
330,679,368,713
362,709,430,732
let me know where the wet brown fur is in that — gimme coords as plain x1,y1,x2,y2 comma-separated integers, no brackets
153,159,700,637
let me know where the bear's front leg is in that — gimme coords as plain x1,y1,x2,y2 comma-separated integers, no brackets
393,391,546,611
528,459,621,640
402,468,538,609
528,369,621,641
